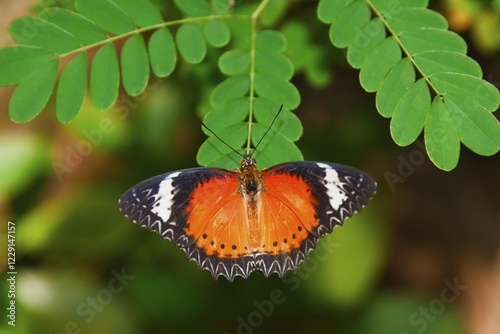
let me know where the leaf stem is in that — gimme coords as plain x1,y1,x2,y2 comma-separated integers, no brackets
365,0,440,96
59,14,248,58
246,0,271,155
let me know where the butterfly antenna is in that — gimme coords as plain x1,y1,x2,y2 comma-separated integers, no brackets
201,122,245,159
251,104,284,156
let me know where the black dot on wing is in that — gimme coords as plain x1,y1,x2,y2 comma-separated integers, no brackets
297,226,302,231
221,244,225,249
283,238,287,244
292,234,296,239
202,233,207,239
210,240,215,246
273,241,278,247
232,245,237,250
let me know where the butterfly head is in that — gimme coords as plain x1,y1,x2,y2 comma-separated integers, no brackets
241,154,256,169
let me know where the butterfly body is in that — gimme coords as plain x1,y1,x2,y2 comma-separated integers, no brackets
119,156,376,281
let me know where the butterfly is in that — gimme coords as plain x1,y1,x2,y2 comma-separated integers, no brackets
118,107,376,281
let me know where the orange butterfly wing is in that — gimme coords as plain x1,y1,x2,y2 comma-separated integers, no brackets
119,162,376,281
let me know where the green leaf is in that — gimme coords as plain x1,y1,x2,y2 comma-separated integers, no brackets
317,0,354,23
251,126,303,168
75,0,135,35
256,30,286,53
253,98,302,141
430,73,499,112
385,8,448,33
445,96,500,155
0,46,55,86
329,0,371,48
56,53,87,123
204,20,230,47
281,21,311,70
360,37,402,92
347,18,386,69
255,50,294,81
111,0,163,27
174,0,211,17
203,98,249,133
254,73,300,110
376,58,415,118
90,43,120,110
9,17,80,54
369,0,428,12
148,28,176,78
197,123,248,169
210,75,250,106
121,34,150,96
399,28,467,55
218,49,250,75
260,0,288,26
281,21,331,87
414,51,482,77
424,99,460,171
9,60,58,123
390,78,431,146
41,8,108,45
176,23,206,64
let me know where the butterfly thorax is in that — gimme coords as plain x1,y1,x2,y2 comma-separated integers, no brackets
239,154,261,196
239,161,263,249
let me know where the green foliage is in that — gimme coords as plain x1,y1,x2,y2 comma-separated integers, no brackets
319,0,500,170
0,0,498,170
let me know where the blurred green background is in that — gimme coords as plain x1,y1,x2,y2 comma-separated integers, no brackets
1,0,499,333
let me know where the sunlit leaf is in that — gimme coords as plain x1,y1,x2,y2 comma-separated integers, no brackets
317,0,354,23
376,58,415,118
9,17,80,54
9,60,58,123
75,0,135,35
256,30,286,52
121,34,150,96
90,43,120,110
174,0,211,17
56,53,87,123
254,73,300,110
255,50,294,80
329,0,371,48
148,28,177,78
360,37,402,92
210,75,250,106
176,23,206,64
347,18,386,69
399,28,467,55
203,98,249,133
218,49,250,75
424,99,460,171
197,123,248,168
253,98,302,141
41,8,108,45
0,46,54,85
251,126,303,169
204,20,230,47
111,0,163,27
390,78,431,146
